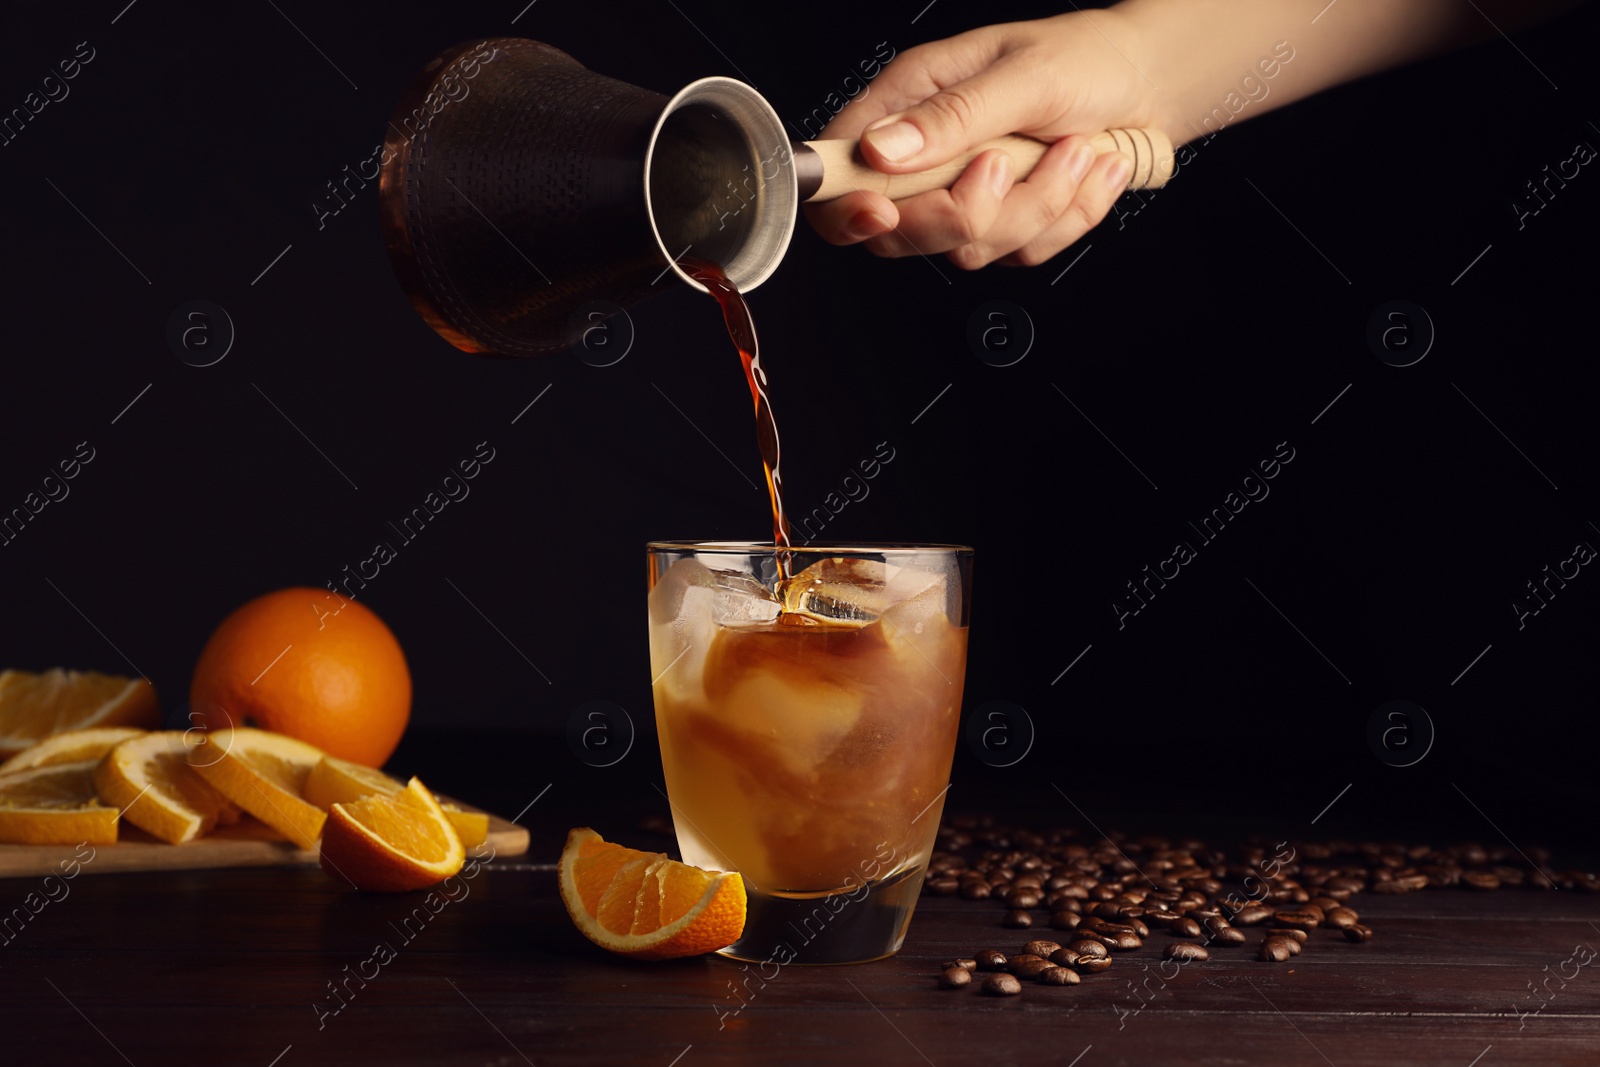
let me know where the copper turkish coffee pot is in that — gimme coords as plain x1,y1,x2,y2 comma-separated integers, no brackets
378,37,1173,357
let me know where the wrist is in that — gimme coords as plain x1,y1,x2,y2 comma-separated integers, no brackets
1108,0,1189,144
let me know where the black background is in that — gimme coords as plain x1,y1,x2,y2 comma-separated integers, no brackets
1,1,1595,852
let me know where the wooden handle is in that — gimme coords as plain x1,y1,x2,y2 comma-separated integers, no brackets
800,128,1173,201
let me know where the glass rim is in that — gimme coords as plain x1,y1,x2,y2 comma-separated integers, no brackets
647,539,972,555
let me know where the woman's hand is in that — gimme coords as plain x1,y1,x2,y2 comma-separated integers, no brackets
802,10,1158,269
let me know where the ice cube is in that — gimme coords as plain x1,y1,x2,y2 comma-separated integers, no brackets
706,568,782,625
779,557,889,623
649,558,712,625
778,557,951,626
877,565,955,670
880,583,947,642
718,671,864,774
882,562,946,609
649,560,715,695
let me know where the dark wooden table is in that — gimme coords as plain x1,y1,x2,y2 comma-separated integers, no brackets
4,848,1598,1066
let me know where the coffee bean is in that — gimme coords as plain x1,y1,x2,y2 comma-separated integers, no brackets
1067,939,1109,960
1048,947,1080,967
1167,917,1203,938
1006,889,1043,909
1039,966,1081,986
1267,928,1308,944
1372,874,1428,894
1049,911,1083,931
939,967,972,989
1128,918,1151,938
1309,896,1342,914
1422,864,1461,888
1002,909,1034,928
1233,904,1273,926
982,973,1023,996
1005,953,1043,972
1012,959,1051,980
1259,938,1294,962
1074,954,1114,975
1109,931,1143,951
1267,933,1303,955
1462,871,1501,891
1274,910,1321,932
1208,926,1247,945
960,882,992,901
926,877,960,896
1165,942,1210,961
1343,924,1374,943
1023,940,1062,958
943,958,978,973
1323,907,1359,929
975,949,1008,971
1493,866,1525,887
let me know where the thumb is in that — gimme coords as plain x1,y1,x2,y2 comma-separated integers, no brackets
858,60,1039,172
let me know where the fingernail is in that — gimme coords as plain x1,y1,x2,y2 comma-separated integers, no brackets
1106,154,1133,189
845,210,886,241
863,121,923,163
1068,144,1094,184
990,154,1012,199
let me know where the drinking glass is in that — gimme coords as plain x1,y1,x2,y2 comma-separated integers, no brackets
647,542,972,964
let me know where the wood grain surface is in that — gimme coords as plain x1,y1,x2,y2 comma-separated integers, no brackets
2,854,1595,1066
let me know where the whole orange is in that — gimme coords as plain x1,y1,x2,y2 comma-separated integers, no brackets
190,588,410,767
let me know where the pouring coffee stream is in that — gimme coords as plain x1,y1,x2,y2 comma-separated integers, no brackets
379,37,1172,557
678,258,791,557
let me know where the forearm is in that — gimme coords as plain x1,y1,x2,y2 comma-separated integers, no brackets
1115,0,1580,145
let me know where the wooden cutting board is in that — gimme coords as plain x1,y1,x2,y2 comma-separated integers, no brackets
0,796,529,880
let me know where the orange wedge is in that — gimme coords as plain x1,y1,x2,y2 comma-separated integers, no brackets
303,755,489,848
0,669,159,758
319,777,464,891
558,827,746,960
0,726,148,775
0,761,120,845
93,732,242,845
185,728,327,848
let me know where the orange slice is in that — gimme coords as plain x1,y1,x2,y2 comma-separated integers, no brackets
93,732,242,845
185,728,327,848
558,827,746,960
0,726,148,775
319,777,464,891
0,669,159,758
303,755,489,848
0,761,120,845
